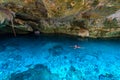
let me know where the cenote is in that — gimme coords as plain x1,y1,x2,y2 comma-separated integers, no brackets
0,34,120,80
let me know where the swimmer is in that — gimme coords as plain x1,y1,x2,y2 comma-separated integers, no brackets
70,45,82,49
74,45,81,49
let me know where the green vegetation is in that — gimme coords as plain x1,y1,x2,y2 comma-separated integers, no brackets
103,18,119,28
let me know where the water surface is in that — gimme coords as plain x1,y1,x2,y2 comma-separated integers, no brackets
0,34,120,80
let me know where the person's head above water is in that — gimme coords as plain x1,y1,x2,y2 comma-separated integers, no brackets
74,45,80,49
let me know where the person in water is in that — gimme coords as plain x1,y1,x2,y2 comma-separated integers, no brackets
70,45,81,49
73,45,81,49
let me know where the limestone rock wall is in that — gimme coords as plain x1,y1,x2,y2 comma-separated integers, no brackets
0,0,120,38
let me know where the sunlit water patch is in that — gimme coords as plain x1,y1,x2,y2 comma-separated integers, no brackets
0,34,120,80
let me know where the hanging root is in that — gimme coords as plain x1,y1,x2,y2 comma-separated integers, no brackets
11,20,16,37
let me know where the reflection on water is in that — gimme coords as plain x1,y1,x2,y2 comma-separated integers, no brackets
0,34,120,80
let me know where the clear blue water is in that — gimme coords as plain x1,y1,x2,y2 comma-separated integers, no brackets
0,34,120,80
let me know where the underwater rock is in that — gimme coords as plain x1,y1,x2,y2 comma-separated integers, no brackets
99,74,105,80
94,65,99,73
9,54,22,61
49,45,64,56
69,66,76,72
66,66,83,80
33,64,49,71
10,64,59,80
1,62,9,69
99,74,114,80
10,71,32,80
0,45,6,52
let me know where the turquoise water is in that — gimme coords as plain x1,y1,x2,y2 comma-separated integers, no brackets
0,34,120,80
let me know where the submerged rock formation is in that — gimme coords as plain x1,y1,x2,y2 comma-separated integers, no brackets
0,0,120,38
